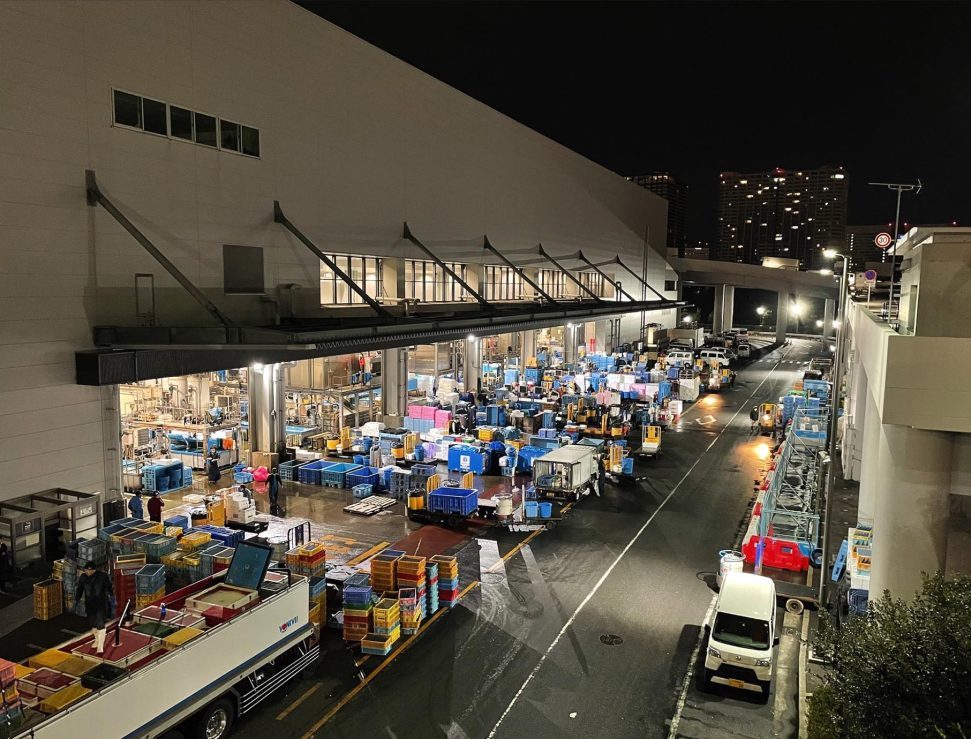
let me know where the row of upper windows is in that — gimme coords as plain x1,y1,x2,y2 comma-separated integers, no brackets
112,89,260,158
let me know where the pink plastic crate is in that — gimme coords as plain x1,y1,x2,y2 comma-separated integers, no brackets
407,405,423,418
421,406,437,420
435,410,451,427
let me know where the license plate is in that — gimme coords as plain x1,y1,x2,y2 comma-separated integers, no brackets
728,679,746,689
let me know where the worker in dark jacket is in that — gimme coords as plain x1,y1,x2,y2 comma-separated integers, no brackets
127,490,144,519
0,543,13,593
207,456,221,484
268,469,281,512
597,456,606,495
147,491,164,523
77,562,114,654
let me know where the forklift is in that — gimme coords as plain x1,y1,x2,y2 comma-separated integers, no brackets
638,424,662,457
756,403,777,434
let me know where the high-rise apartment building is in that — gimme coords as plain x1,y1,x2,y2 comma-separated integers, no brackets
629,172,688,256
715,166,848,270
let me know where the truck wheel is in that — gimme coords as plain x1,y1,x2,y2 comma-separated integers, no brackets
191,698,234,739
703,668,714,688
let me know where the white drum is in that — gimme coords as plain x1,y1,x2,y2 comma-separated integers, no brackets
717,549,745,588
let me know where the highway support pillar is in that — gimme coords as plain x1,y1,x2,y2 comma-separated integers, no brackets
775,292,790,344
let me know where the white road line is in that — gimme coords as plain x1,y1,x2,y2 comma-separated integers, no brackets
488,355,791,739
667,351,796,739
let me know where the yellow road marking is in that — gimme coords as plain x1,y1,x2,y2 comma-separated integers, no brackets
346,540,391,566
276,683,321,721
300,580,481,738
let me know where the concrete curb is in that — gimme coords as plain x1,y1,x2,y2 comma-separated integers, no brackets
798,609,810,739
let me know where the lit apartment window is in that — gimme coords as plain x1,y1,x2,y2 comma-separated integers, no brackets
405,260,468,302
579,271,605,298
112,89,260,158
538,269,566,298
320,255,383,305
483,265,523,301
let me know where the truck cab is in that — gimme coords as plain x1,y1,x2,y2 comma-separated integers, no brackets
705,572,777,696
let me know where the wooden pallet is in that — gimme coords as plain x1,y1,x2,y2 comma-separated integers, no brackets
343,496,398,516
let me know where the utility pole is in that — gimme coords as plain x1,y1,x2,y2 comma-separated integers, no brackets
868,180,921,324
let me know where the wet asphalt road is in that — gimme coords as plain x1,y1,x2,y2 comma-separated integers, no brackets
235,339,818,739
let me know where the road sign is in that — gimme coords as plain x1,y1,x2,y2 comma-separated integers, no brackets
864,269,877,287
874,232,893,249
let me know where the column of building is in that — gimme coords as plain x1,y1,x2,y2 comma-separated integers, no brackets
775,292,790,343
381,348,408,422
464,337,481,392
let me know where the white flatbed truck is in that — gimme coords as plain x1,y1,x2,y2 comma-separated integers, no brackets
13,548,319,739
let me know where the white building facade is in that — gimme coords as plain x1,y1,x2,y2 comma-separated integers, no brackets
0,0,677,503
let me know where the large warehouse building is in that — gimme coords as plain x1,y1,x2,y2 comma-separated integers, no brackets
0,0,679,505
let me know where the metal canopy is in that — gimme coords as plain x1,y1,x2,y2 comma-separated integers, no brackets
537,245,604,303
85,170,234,328
275,201,392,318
77,295,686,385
593,256,669,301
482,236,558,304
574,251,637,301
402,223,492,311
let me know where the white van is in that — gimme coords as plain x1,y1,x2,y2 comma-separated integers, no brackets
698,348,731,367
665,350,695,368
737,343,751,358
705,572,777,695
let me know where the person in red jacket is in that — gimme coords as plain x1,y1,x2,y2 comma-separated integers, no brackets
147,491,164,522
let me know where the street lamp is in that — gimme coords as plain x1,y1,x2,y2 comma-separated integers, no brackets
756,305,771,330
790,302,803,333
683,315,693,325
818,248,850,608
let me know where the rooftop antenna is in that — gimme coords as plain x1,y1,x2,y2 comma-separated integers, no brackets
867,179,921,324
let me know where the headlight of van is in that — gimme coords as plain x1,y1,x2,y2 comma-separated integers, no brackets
707,647,721,659
755,658,770,667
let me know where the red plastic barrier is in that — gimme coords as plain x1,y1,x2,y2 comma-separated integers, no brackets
742,535,809,571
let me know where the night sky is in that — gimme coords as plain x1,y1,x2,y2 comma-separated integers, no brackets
298,1,970,244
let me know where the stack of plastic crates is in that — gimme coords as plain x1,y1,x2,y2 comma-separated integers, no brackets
77,539,108,569
52,559,77,615
141,534,179,564
308,575,327,627
279,459,309,481
370,549,402,594
285,541,327,578
432,555,460,608
164,515,189,532
112,554,146,614
425,561,439,614
409,464,436,491
397,555,427,632
200,545,235,577
194,525,244,548
134,564,165,608
0,657,25,732
388,469,412,500
179,531,212,553
363,598,400,656
32,579,63,621
161,551,185,587
398,587,420,635
342,580,373,642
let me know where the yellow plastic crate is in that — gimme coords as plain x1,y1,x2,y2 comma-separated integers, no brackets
373,598,400,618
164,526,184,538
162,627,204,650
12,664,35,681
115,553,147,567
39,683,91,714
55,656,99,677
179,532,211,552
308,603,322,626
477,427,495,441
397,555,427,574
136,586,166,608
161,551,185,568
28,649,71,670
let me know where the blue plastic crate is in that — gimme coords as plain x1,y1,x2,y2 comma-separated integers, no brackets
352,484,374,499
233,472,253,484
321,462,363,488
345,573,371,588
298,460,330,485
164,515,189,532
346,466,380,489
427,487,477,517
279,459,309,481
182,468,193,486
